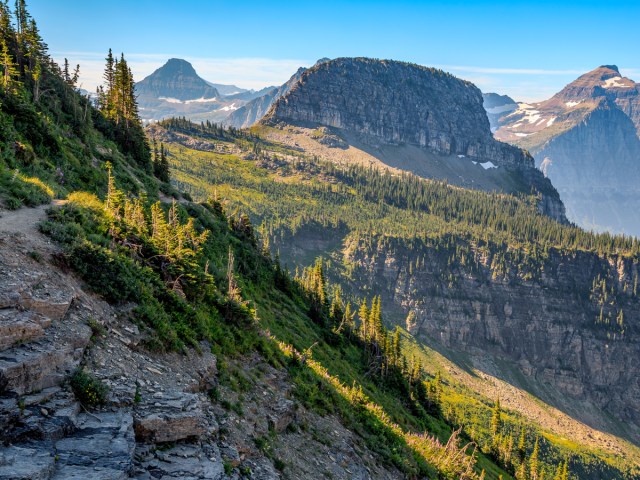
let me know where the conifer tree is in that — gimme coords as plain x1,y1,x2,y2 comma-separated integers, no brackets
358,298,370,340
530,437,540,480
343,302,355,332
98,49,150,169
0,37,18,93
391,327,401,366
517,427,526,462
491,397,502,438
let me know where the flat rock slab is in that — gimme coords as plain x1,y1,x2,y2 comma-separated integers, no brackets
0,322,91,395
134,410,207,443
0,445,55,480
51,465,129,480
20,292,74,323
134,391,208,443
54,411,135,476
134,444,225,480
0,309,51,351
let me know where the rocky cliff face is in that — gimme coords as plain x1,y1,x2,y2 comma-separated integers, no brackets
264,58,533,168
536,101,640,234
490,66,640,236
341,234,640,441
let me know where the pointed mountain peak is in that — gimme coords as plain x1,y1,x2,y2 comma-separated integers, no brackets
136,58,219,101
162,58,198,74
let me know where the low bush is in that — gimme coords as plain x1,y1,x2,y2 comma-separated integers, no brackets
70,369,108,408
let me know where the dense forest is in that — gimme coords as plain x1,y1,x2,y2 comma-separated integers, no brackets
157,118,640,258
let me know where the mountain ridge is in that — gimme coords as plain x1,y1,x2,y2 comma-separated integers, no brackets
488,65,640,235
263,58,533,168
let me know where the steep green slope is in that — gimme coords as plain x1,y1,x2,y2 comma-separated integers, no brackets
0,6,515,479
149,118,640,479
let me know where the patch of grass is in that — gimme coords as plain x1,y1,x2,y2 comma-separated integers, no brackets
0,168,53,209
223,459,233,475
27,250,43,262
86,317,107,342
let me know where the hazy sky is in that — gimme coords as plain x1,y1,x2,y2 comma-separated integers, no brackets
30,0,640,101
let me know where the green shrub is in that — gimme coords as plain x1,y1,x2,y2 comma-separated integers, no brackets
0,168,53,208
68,241,146,303
70,369,108,408
39,220,85,244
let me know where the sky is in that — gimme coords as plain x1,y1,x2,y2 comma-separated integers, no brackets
29,0,640,102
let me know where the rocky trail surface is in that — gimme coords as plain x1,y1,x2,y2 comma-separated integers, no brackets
0,204,401,479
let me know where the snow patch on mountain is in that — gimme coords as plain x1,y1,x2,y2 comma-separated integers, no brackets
217,103,239,112
480,161,497,169
158,97,183,104
185,97,218,104
602,77,631,89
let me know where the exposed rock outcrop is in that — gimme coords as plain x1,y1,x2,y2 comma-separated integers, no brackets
340,234,640,442
0,205,405,480
264,58,533,168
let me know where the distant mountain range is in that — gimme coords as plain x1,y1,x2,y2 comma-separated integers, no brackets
135,58,277,123
224,58,331,128
136,58,220,101
485,65,640,236
137,58,640,236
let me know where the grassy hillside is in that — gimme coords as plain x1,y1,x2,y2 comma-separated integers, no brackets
148,118,640,479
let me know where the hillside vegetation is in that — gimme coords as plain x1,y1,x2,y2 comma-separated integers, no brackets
149,118,640,479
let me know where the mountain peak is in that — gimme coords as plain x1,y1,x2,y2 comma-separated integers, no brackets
599,64,619,73
163,58,197,72
136,58,219,101
552,64,636,102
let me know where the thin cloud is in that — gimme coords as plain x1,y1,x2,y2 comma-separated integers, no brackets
51,51,310,91
437,65,588,76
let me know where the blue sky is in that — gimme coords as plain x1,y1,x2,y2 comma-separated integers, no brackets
30,0,640,101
